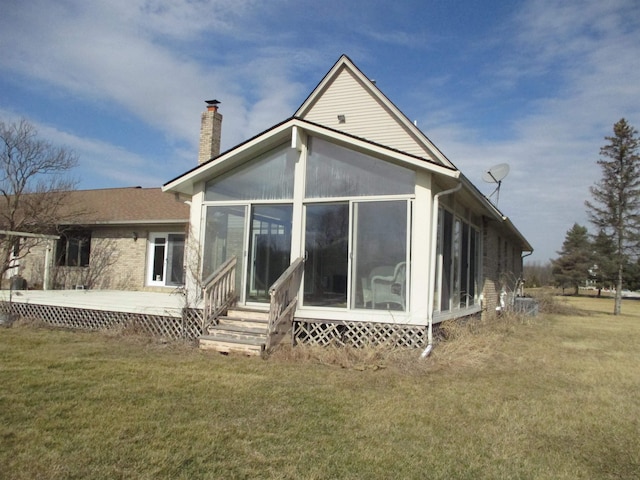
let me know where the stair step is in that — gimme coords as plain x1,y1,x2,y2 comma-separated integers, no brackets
199,335,264,356
212,323,267,336
226,308,269,321
207,328,267,345
217,316,269,330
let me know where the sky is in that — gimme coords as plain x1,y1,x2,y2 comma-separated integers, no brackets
1,0,639,263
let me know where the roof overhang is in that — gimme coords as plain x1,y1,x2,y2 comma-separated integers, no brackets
457,173,533,253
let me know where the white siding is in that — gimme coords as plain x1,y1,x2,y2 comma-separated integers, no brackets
301,67,434,160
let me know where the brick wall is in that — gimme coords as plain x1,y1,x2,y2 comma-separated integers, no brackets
10,225,186,292
198,106,223,164
482,218,525,316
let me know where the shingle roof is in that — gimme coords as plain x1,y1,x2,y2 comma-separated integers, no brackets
60,187,189,225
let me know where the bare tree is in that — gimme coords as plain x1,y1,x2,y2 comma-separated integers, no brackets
0,118,78,280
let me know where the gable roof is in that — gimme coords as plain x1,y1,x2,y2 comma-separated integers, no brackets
60,187,189,226
163,55,531,253
295,55,455,168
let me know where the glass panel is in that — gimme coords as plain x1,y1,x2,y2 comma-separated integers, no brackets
202,206,246,293
246,205,293,303
304,203,349,307
440,209,453,311
152,238,166,282
460,223,469,308
205,143,296,201
167,234,185,286
453,219,461,308
433,208,443,312
306,136,415,198
469,227,477,303
353,201,407,311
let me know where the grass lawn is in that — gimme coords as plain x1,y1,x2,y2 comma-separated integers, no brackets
1,295,639,479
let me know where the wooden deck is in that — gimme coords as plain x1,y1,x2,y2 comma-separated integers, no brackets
0,289,205,341
0,289,193,318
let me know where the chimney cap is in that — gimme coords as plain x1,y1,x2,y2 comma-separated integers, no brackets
205,99,220,106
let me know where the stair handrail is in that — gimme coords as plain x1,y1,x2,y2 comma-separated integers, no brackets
266,256,304,352
202,256,237,330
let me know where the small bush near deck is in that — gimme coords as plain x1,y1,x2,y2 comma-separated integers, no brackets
1,294,639,479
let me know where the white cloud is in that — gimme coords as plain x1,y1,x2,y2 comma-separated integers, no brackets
413,0,640,262
0,0,303,156
2,0,639,263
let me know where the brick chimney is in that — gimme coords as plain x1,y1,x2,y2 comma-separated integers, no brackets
198,99,223,164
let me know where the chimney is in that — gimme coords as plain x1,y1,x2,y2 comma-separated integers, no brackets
198,99,223,164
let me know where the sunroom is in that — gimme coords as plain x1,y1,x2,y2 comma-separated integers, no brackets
166,118,486,332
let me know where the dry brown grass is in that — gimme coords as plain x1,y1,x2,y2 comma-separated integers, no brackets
2,293,639,479
273,293,584,375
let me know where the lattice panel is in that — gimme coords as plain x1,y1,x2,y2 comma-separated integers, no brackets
2,301,203,341
293,320,427,348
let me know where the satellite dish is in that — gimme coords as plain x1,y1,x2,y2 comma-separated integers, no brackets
482,163,510,206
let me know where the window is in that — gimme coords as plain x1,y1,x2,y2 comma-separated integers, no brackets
306,136,415,198
205,143,296,201
436,207,479,312
57,231,91,267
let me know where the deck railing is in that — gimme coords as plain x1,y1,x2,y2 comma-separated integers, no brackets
202,256,237,330
266,257,304,352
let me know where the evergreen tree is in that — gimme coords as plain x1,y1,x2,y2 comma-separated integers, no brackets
585,118,640,314
552,223,593,295
591,229,617,295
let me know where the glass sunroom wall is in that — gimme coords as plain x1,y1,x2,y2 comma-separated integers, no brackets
202,206,246,293
205,143,296,201
435,203,482,314
202,143,297,298
303,203,349,308
305,137,415,198
353,200,408,311
304,136,415,311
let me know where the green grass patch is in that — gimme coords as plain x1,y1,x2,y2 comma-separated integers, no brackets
1,298,639,479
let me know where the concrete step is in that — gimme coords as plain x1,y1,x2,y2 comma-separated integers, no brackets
199,334,264,356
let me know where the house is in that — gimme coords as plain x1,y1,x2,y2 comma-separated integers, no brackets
6,187,189,291
163,55,533,352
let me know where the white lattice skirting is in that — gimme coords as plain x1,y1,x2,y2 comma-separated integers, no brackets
1,301,203,341
293,320,428,348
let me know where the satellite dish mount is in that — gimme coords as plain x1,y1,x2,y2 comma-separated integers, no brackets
482,163,510,206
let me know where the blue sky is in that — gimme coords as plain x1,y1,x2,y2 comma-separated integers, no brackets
1,0,639,263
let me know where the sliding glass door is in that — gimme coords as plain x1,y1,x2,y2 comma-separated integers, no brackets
303,200,409,311
352,201,408,310
303,203,349,307
203,204,292,304
246,205,293,303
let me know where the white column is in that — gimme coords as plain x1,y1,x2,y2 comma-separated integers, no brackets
410,170,432,323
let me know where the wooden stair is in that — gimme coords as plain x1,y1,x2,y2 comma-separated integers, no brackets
199,307,269,356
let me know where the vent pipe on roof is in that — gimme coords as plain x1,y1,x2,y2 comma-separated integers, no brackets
198,99,223,164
